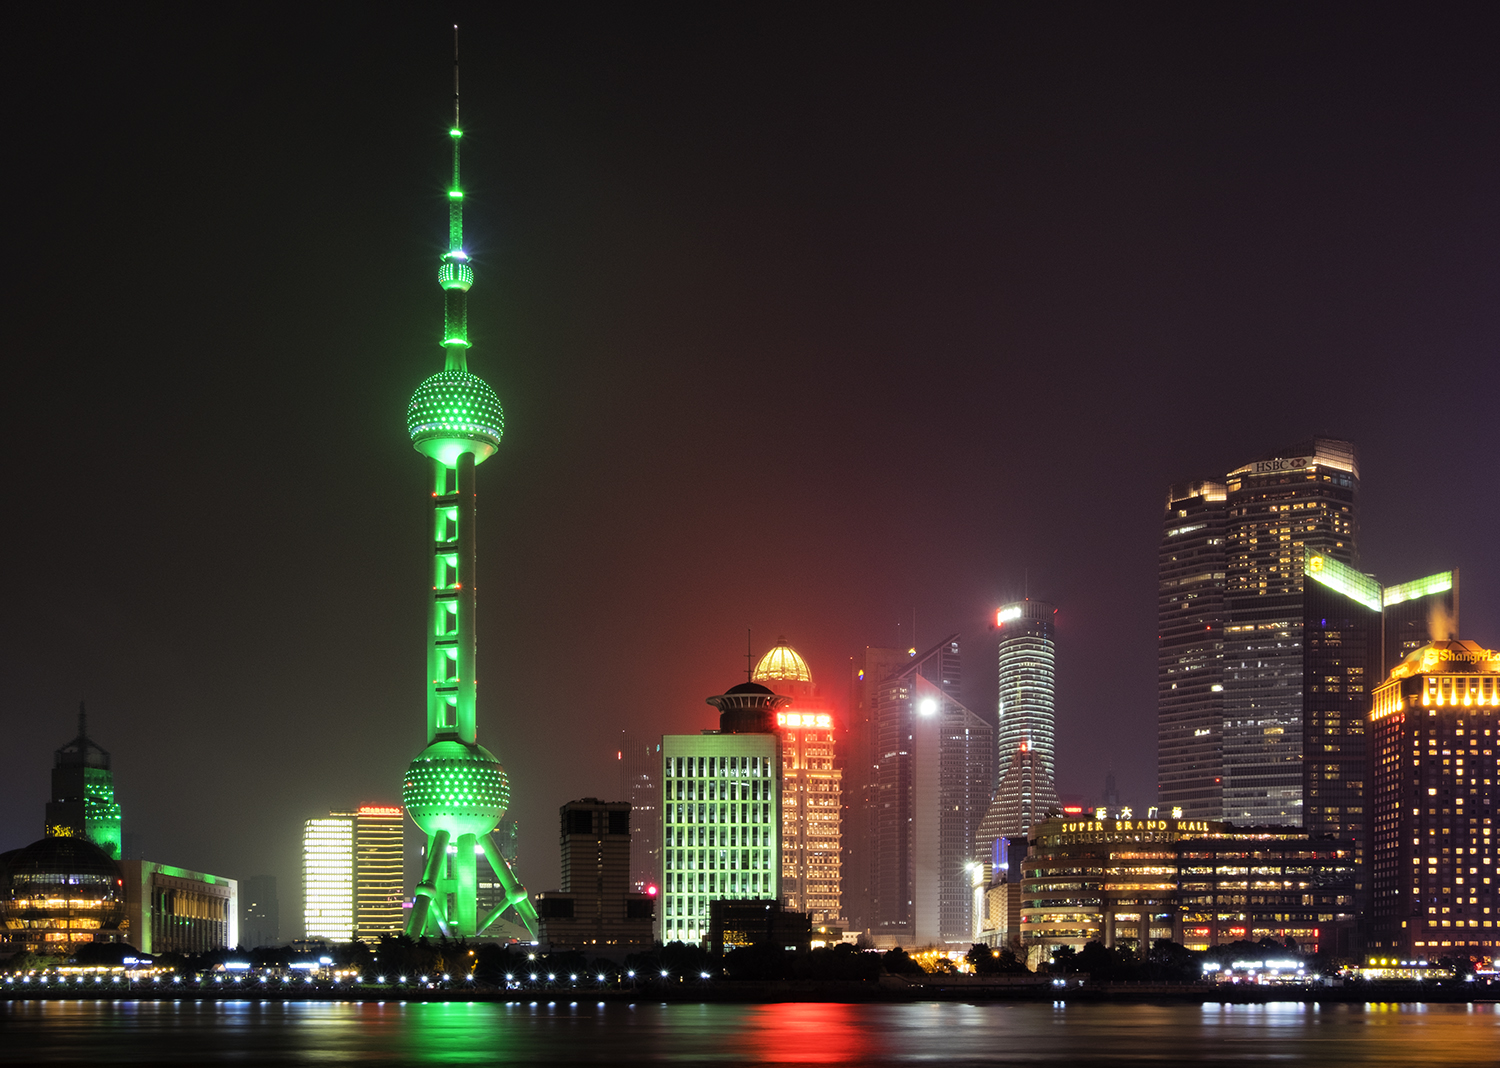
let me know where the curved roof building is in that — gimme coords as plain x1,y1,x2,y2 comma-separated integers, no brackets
0,836,126,954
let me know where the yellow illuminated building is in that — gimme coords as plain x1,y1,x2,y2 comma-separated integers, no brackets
1369,639,1500,962
355,805,405,943
754,639,842,924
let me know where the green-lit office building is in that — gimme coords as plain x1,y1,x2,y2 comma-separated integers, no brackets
660,683,785,945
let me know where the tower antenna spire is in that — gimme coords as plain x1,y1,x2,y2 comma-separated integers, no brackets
453,24,460,129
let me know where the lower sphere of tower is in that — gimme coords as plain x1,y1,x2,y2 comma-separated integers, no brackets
402,739,510,839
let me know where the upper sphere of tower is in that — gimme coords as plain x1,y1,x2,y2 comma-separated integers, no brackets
408,369,504,466
752,639,812,683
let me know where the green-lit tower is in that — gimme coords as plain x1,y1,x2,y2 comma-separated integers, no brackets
44,703,123,860
402,33,539,941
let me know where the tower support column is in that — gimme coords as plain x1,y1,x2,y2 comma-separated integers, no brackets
456,451,477,744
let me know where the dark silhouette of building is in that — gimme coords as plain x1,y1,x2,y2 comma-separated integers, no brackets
709,899,812,955
534,799,654,951
240,875,279,948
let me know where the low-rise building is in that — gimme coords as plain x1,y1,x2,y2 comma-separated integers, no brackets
1020,814,1355,967
119,860,237,955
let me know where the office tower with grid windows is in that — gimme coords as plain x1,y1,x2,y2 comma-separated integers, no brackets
659,682,784,945
1157,481,1229,819
354,805,405,942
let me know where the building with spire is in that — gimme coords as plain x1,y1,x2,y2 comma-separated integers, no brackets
399,34,539,941
752,639,842,924
43,704,122,860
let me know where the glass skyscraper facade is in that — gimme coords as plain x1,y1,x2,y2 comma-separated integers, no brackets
1157,481,1228,819
1221,438,1360,824
868,637,994,945
984,601,1059,839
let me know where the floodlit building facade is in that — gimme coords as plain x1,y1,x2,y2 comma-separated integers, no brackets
119,861,237,955
1368,639,1500,961
751,639,842,923
660,682,785,945
303,813,355,943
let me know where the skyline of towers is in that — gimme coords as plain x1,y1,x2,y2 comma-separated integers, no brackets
1157,437,1458,836
398,44,539,942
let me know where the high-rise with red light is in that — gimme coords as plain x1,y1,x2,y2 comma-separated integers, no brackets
752,639,842,923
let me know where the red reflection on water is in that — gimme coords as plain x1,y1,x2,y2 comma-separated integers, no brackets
739,1003,875,1063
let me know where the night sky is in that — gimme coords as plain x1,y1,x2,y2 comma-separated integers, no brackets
4,5,1498,927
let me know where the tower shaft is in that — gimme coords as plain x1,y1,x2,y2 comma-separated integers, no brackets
428,452,478,743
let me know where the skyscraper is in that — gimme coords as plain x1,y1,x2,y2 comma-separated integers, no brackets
1368,637,1500,960
354,805,405,942
979,602,1059,846
1222,438,1360,824
617,732,661,893
240,875,280,948
845,645,910,934
303,813,354,943
660,682,784,945
1157,481,1228,819
751,639,842,923
868,637,994,946
43,705,122,860
398,39,538,941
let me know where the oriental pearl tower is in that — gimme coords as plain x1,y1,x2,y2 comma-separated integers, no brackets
401,32,539,940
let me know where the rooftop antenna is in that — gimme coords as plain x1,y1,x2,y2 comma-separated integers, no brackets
746,629,753,681
453,24,460,128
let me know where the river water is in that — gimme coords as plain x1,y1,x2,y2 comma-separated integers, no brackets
2,1000,1498,1065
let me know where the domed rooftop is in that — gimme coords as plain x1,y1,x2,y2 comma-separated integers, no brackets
5,835,122,883
752,639,812,684
407,369,505,466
